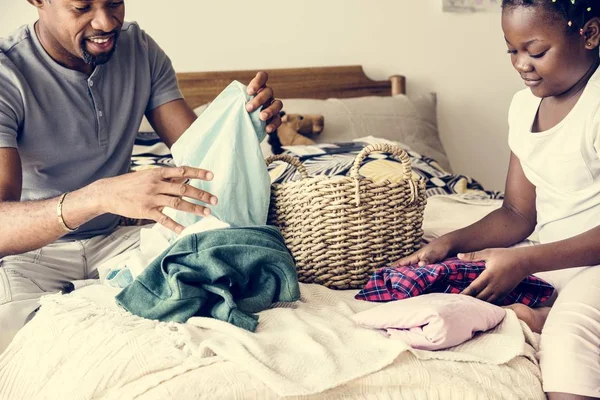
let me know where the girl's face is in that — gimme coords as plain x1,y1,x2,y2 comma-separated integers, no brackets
502,6,592,98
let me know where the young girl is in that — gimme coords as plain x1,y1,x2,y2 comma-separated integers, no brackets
396,1,600,398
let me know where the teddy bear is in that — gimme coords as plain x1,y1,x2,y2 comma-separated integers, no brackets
268,111,325,154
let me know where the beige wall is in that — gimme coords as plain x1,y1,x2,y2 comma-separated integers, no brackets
1,0,524,190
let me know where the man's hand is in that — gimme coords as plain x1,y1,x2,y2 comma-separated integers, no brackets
95,166,218,234
459,248,530,304
245,71,283,134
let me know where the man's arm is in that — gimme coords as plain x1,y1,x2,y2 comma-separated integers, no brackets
0,147,218,257
145,99,197,148
0,148,103,256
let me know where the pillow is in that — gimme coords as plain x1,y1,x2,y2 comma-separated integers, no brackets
266,137,501,200
138,94,448,170
193,103,209,116
279,94,450,172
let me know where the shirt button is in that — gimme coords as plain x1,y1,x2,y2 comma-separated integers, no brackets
89,80,94,87
98,111,103,117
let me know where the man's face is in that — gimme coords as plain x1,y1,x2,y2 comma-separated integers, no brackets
38,0,125,67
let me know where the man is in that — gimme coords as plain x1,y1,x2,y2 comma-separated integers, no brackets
0,0,283,351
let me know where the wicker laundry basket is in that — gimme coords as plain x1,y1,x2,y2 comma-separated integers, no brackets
266,143,426,290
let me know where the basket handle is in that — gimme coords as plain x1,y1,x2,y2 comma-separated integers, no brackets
350,143,413,181
349,143,418,206
265,154,309,180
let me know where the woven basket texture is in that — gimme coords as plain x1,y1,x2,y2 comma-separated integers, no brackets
266,143,426,290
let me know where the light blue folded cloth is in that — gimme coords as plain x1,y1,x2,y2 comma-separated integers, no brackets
105,268,134,288
167,80,269,232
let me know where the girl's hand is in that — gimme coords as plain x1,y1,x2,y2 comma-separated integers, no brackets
459,248,530,304
391,237,453,267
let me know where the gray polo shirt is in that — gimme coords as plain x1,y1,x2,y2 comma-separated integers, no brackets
0,22,183,239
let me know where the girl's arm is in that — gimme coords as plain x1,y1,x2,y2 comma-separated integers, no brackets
458,155,597,303
395,152,537,266
445,152,537,252
523,226,600,273
459,210,600,304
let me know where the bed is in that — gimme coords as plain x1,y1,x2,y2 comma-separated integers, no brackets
0,66,544,400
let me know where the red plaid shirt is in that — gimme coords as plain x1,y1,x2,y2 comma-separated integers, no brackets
355,258,554,307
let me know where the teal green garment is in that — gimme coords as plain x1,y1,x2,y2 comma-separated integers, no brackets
115,226,300,332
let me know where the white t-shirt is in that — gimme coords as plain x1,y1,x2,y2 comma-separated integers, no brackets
508,67,600,244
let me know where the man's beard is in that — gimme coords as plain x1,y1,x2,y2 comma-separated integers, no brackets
80,31,120,66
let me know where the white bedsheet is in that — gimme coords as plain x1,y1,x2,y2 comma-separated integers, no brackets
0,282,544,400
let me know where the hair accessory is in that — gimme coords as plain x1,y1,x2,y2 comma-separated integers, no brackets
580,28,585,35
550,0,593,29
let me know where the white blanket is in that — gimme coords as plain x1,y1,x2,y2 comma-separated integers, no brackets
0,283,543,399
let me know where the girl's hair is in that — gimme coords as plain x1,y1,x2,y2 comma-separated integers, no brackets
502,0,600,33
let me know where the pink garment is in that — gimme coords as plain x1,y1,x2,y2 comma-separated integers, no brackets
352,293,506,350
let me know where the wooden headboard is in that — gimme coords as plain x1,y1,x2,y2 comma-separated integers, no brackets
176,65,406,110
